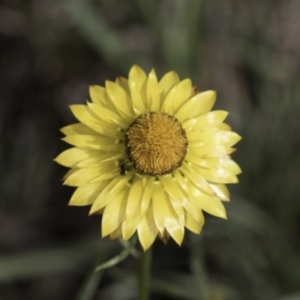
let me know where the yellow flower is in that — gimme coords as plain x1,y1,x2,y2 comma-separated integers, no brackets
55,65,241,250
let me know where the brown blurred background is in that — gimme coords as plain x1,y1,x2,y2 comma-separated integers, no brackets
0,0,300,299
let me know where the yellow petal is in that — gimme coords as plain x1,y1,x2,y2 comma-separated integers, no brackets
210,184,230,201
63,162,118,186
202,158,242,175
89,173,133,214
151,181,184,245
188,183,227,219
188,155,241,174
140,177,154,216
137,204,158,250
186,153,207,166
60,123,97,136
90,170,121,183
129,84,146,115
159,70,180,98
89,85,117,112
128,65,147,114
186,127,217,143
129,65,147,89
105,80,134,119
164,207,184,246
92,207,104,215
217,123,231,131
221,159,241,175
76,152,122,168
193,131,242,147
159,175,185,224
87,102,128,128
69,104,122,138
109,226,122,239
185,210,204,234
188,144,235,157
146,69,160,111
174,91,216,122
69,104,99,125
122,181,144,240
173,171,206,223
192,164,238,184
69,182,106,206
62,135,123,151
182,111,228,131
125,178,143,221
161,79,192,114
89,85,106,106
115,76,130,94
152,182,166,234
180,163,215,195
54,147,91,167
122,217,141,241
62,168,77,180
102,187,128,237
63,168,103,186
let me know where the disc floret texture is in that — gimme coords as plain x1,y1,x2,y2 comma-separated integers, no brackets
55,65,242,251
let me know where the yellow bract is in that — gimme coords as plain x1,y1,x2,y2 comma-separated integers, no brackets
54,65,242,251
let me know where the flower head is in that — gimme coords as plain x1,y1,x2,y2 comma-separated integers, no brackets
55,65,241,250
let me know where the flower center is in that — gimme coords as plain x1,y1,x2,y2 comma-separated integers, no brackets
125,112,188,176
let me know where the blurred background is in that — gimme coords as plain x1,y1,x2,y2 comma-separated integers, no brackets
0,0,300,299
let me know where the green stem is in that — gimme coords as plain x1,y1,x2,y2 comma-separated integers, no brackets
190,235,210,300
138,248,152,300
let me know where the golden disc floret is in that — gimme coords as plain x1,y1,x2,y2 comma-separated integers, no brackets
125,112,188,176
